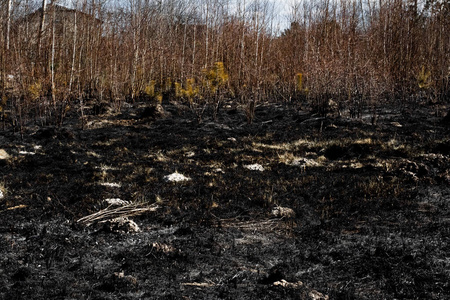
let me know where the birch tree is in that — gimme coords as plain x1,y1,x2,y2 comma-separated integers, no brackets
37,0,47,57
6,0,12,51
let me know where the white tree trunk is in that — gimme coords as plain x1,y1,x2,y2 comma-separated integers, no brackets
6,0,12,51
51,4,56,107
69,8,78,93
37,0,47,56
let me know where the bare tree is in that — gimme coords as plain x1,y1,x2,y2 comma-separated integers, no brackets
37,0,47,57
1,0,448,131
6,0,12,51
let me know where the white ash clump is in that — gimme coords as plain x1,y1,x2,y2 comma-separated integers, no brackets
104,217,140,233
0,149,10,160
164,172,191,182
273,279,303,288
244,163,265,172
271,206,296,218
99,182,122,188
104,198,130,206
291,158,319,167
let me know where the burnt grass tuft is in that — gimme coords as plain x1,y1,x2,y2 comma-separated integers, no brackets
0,101,449,299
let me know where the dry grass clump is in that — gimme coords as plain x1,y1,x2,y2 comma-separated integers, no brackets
77,202,159,227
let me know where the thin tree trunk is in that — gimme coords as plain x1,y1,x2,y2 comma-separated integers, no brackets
6,0,12,51
192,24,196,76
51,5,56,112
37,0,47,57
239,0,245,86
205,0,209,68
130,0,140,101
69,8,77,93
181,20,187,81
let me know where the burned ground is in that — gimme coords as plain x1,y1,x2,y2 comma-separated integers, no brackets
0,100,449,299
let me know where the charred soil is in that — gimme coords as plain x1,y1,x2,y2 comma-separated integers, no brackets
1,100,449,299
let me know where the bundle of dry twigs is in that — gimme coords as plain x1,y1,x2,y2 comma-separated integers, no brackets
77,202,159,226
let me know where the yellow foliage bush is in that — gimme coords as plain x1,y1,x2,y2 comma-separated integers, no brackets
417,66,431,89
175,78,200,103
144,80,156,97
296,73,303,91
184,78,199,99
28,81,42,100
175,82,183,98
203,62,228,94
174,62,228,103
0,94,7,113
165,78,172,92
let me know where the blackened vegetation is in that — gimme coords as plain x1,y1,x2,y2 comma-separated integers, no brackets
0,100,449,299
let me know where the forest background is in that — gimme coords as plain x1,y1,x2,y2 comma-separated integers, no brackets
0,0,449,128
